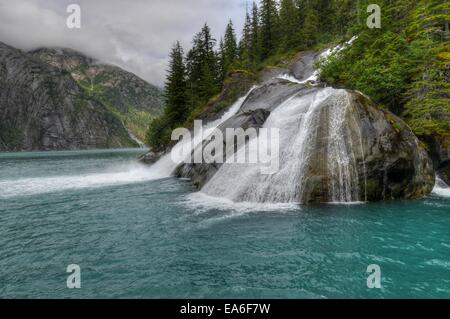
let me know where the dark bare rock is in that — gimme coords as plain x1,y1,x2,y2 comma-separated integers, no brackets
139,151,165,165
425,136,450,184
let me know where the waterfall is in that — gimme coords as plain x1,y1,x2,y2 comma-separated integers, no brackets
327,90,362,202
201,87,364,203
150,38,366,203
147,90,254,178
126,128,146,148
433,177,450,197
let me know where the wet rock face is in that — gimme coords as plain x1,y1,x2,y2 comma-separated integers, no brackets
239,79,311,113
0,42,136,151
301,91,435,203
174,108,271,188
176,87,435,203
425,136,450,184
290,51,320,81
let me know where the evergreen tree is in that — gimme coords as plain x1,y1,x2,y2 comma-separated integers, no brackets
217,38,226,82
403,0,450,137
295,0,307,28
223,20,238,74
279,0,299,51
302,7,319,47
315,0,334,34
332,0,358,36
146,41,187,151
250,2,261,65
259,0,279,60
238,11,252,68
185,23,220,109
164,41,188,124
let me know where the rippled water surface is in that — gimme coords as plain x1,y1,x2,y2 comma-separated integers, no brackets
0,149,449,298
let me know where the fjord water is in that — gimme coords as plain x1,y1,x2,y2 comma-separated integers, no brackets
1,149,450,298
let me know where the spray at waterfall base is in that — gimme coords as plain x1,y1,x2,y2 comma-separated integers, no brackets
171,120,280,175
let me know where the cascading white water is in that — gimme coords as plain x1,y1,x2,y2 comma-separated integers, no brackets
327,91,362,202
433,177,450,197
156,38,366,204
201,87,363,203
147,89,254,177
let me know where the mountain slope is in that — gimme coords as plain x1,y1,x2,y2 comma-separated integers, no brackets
30,47,164,141
0,42,138,151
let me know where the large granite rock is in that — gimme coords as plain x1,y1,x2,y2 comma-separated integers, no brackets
301,90,435,202
175,87,435,203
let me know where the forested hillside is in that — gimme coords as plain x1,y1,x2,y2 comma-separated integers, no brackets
146,0,449,161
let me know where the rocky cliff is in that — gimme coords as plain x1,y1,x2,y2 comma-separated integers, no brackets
30,47,164,141
0,42,163,151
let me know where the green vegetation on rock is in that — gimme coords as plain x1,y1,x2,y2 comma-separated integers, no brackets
320,0,449,143
31,48,164,144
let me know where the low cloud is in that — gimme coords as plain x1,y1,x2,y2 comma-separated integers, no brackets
0,0,247,86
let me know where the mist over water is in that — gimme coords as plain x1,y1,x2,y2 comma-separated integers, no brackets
433,177,450,197
0,150,163,199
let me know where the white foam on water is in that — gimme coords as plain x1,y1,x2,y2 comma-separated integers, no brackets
184,192,299,214
433,177,450,197
0,162,165,199
0,89,256,200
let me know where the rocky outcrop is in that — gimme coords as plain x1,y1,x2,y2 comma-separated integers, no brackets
301,90,435,202
174,84,435,203
149,46,436,203
139,151,165,165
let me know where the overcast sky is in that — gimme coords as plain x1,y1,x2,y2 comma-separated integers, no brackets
0,0,248,86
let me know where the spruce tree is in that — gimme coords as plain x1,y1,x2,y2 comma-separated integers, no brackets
238,12,252,68
279,0,299,51
259,0,279,60
250,2,261,65
223,20,238,75
164,41,188,124
185,23,220,108
302,7,319,47
217,38,226,83
146,41,187,151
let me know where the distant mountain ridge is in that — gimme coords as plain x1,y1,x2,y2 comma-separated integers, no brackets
0,42,164,151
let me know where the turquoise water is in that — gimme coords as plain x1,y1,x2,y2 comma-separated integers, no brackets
0,149,450,298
